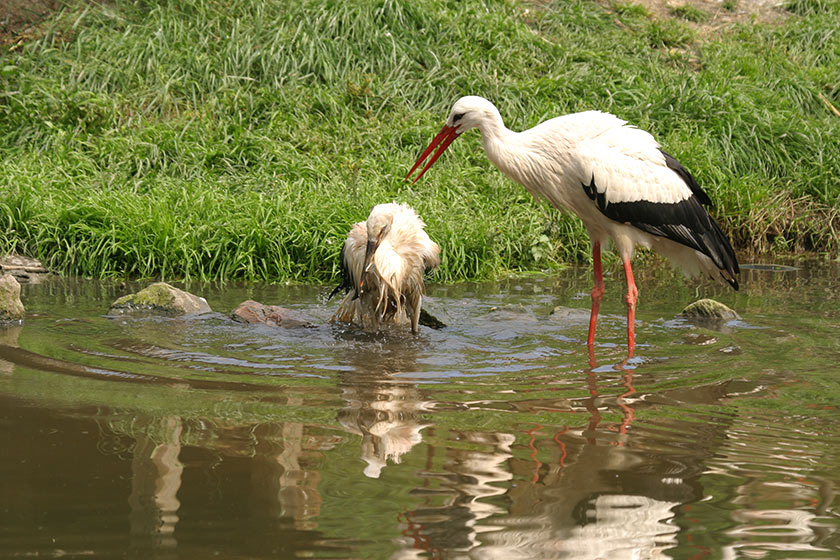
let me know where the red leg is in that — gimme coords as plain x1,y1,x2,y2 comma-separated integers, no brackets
587,242,604,348
622,257,638,355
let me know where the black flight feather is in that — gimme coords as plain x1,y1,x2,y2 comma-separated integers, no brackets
328,243,356,300
581,151,740,290
660,149,713,207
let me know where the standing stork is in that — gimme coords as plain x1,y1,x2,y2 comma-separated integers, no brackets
330,202,441,333
406,96,739,353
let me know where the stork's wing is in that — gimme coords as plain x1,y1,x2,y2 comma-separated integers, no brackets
391,232,440,296
575,132,738,282
328,222,366,299
387,203,441,276
422,239,441,276
575,128,701,205
328,242,353,300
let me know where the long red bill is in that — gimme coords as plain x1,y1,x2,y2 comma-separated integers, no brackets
405,125,460,184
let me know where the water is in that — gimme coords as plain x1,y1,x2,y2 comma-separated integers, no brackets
1,262,839,559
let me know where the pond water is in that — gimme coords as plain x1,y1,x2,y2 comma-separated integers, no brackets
1,261,839,559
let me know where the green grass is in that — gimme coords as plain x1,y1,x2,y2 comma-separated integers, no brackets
1,0,839,283
669,4,709,22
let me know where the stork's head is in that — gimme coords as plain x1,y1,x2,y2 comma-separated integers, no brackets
405,96,501,184
359,203,395,291
446,96,500,133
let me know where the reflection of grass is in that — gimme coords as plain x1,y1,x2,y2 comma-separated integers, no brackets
1,0,839,282
5,363,338,427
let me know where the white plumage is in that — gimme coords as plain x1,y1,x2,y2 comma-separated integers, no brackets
330,202,441,333
406,96,739,353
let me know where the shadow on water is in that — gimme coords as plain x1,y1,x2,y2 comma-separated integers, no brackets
1,261,839,558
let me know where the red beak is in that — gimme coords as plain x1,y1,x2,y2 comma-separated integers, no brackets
405,125,460,184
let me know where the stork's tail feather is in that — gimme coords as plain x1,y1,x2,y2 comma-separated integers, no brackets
704,217,740,291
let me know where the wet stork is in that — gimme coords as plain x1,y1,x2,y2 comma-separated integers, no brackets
330,202,441,333
406,96,739,353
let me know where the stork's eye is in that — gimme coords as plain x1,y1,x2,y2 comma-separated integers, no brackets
452,113,465,123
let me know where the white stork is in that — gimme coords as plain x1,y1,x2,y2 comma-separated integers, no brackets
406,96,739,353
330,202,441,333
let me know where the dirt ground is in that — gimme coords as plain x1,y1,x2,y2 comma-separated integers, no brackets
630,0,788,36
1,0,62,40
0,0,789,47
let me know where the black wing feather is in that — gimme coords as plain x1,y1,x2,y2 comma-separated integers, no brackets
328,243,355,300
660,150,713,207
582,152,740,289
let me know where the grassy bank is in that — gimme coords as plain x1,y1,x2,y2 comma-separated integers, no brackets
1,0,838,282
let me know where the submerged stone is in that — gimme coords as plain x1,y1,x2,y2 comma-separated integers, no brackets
549,305,592,325
484,303,538,322
0,274,25,322
680,298,740,321
231,300,317,328
110,282,211,316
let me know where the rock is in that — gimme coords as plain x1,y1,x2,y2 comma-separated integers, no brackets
418,308,447,330
231,300,316,328
484,303,537,322
0,254,50,283
549,305,592,325
0,274,25,322
680,298,740,321
110,282,211,316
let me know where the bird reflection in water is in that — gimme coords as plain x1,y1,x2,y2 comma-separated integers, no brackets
480,354,683,559
336,336,434,479
126,416,183,556
335,333,519,555
390,348,703,559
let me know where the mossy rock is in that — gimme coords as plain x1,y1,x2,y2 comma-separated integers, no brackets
0,274,25,322
110,282,211,316
680,298,740,321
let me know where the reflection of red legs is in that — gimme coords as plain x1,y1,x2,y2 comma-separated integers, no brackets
526,424,543,484
613,359,636,447
587,242,604,348
622,257,638,356
584,369,602,446
397,444,442,560
398,509,438,558
588,352,636,447
553,427,569,468
588,344,597,369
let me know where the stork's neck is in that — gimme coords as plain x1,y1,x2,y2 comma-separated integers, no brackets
476,115,518,170
476,114,542,190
